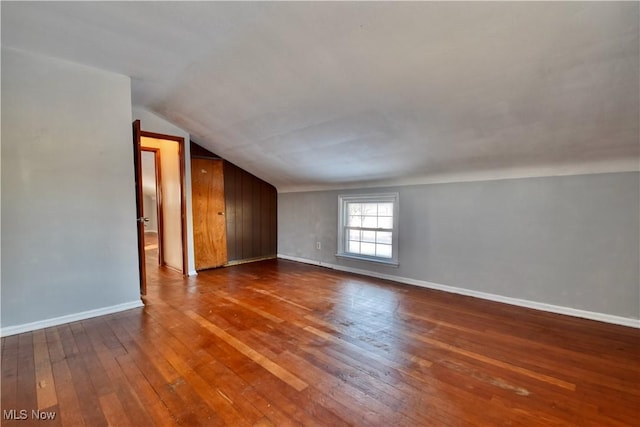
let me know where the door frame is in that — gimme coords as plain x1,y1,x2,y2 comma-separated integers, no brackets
139,129,188,276
141,147,165,266
133,120,188,297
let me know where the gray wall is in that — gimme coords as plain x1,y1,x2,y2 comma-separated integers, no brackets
1,47,141,329
278,172,640,320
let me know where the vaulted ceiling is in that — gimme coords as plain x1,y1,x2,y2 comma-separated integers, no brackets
2,2,638,191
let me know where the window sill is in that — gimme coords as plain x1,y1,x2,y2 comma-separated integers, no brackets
335,253,399,267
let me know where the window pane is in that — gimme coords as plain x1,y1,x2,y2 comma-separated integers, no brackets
378,216,393,229
378,203,393,216
348,229,361,241
361,242,376,256
362,203,377,215
362,216,377,228
348,203,361,216
376,231,392,244
362,230,376,243
376,244,392,258
348,240,360,253
348,215,362,227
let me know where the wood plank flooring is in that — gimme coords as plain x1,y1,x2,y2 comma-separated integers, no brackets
2,259,639,426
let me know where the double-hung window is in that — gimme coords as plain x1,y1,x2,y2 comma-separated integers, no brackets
337,193,399,265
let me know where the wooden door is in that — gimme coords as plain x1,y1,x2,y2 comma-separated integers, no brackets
191,158,228,269
132,120,147,294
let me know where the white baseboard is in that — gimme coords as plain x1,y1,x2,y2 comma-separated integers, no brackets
0,300,145,337
277,254,640,329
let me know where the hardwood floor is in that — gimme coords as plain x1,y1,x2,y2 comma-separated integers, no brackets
2,259,639,426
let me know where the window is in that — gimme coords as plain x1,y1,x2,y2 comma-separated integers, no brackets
337,193,399,265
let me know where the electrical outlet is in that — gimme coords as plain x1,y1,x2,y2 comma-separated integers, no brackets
316,241,321,250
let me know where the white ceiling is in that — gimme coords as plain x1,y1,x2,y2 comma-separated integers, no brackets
2,2,638,191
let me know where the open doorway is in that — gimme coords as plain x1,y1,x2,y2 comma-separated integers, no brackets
141,148,163,268
140,135,186,275
133,120,187,295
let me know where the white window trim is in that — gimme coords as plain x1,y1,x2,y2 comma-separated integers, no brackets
336,193,399,266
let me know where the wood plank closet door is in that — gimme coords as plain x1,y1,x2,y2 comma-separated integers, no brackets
191,158,227,270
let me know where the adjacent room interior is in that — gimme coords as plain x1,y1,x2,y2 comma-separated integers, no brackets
1,2,639,426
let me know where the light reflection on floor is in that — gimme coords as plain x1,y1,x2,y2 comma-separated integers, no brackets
325,279,405,358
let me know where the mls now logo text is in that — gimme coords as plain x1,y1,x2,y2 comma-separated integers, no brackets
3,409,57,421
